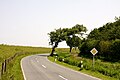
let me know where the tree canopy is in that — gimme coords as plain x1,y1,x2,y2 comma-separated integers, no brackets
79,16,120,62
66,35,81,53
88,17,120,41
48,24,87,56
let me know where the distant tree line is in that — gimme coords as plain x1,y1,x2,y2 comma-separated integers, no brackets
48,16,120,62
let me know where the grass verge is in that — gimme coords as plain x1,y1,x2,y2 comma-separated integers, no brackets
48,56,117,80
1,53,49,80
0,44,51,80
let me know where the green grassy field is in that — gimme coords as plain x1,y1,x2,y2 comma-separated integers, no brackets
0,44,51,80
0,44,51,63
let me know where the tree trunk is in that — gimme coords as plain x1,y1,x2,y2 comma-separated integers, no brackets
50,42,58,56
50,46,55,56
70,47,72,53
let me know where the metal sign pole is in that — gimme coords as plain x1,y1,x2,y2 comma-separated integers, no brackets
90,48,98,70
92,55,94,69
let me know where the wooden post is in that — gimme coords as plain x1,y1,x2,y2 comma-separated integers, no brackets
1,62,4,75
4,60,6,72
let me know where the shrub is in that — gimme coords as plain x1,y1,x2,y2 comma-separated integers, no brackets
98,41,112,60
79,39,120,61
111,39,120,61
79,39,99,57
57,56,64,62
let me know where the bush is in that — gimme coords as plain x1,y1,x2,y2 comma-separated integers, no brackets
98,41,112,60
83,59,92,70
79,39,99,57
57,56,64,62
111,39,120,61
79,39,120,61
64,58,69,63
68,59,80,66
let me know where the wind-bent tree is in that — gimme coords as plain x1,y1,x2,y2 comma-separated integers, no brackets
66,35,81,53
48,24,87,56
65,24,87,53
48,28,68,56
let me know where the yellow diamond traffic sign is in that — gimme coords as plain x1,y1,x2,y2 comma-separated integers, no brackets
90,48,98,55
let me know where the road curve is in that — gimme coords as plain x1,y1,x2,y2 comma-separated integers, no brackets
21,54,101,80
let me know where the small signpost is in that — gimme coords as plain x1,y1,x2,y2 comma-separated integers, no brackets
55,56,57,62
90,48,98,69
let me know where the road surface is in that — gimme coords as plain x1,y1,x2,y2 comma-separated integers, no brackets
21,54,101,80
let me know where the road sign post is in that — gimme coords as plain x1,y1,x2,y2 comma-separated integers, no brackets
92,55,95,69
55,56,57,62
90,48,98,70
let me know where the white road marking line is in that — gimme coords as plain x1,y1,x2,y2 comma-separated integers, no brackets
21,59,27,80
59,75,68,80
42,65,46,68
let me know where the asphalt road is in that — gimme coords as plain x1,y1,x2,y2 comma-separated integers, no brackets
21,54,101,80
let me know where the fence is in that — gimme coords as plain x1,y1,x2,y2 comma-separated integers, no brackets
0,52,26,79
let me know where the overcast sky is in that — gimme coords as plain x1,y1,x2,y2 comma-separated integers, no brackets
0,0,120,47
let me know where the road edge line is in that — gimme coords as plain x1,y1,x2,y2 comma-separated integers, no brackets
21,59,27,80
46,57,101,80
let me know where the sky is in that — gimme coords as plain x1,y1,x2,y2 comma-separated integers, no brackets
0,0,120,48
